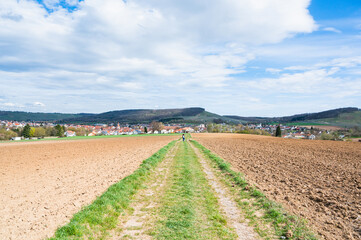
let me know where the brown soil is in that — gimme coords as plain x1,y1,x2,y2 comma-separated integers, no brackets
193,133,361,240
0,135,178,240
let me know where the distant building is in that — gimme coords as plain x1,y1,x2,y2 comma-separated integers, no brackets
88,131,97,136
64,131,76,137
11,137,22,141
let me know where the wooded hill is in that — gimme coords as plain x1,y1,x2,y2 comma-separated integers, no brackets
0,111,94,122
225,107,361,127
1,107,360,127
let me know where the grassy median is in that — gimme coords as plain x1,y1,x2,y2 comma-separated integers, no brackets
153,141,237,240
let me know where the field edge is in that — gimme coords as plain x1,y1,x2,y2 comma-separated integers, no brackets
49,139,177,239
190,139,319,240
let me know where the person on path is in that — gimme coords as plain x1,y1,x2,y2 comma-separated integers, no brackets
182,134,185,142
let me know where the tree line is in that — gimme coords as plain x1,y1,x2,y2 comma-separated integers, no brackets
0,124,89,140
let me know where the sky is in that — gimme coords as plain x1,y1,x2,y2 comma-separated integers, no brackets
0,0,361,117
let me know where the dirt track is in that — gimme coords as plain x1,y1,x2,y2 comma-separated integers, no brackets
193,133,361,240
0,135,178,240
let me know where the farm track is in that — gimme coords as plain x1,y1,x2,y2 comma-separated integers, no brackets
189,143,257,240
104,140,258,240
193,133,361,240
108,141,180,239
0,135,179,240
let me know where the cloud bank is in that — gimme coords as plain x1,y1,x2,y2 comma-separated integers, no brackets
2,0,357,116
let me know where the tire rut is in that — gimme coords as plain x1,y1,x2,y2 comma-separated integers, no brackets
190,142,258,240
108,141,179,239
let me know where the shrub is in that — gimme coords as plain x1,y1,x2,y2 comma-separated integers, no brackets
0,128,17,140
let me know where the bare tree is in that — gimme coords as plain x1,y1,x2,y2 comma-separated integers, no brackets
150,121,164,132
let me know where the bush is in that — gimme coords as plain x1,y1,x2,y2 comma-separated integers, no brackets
34,127,46,138
319,132,334,140
0,128,17,140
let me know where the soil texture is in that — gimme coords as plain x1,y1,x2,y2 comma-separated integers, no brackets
0,135,178,240
193,133,361,240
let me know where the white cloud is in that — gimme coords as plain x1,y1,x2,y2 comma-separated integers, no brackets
266,68,282,74
33,102,46,107
322,27,342,33
245,68,340,94
116,82,143,90
3,102,16,107
239,56,361,101
0,0,325,114
42,0,60,9
1,102,24,108
65,0,79,6
0,0,316,68
284,56,361,72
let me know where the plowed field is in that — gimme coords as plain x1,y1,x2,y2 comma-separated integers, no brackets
193,133,361,240
0,135,178,240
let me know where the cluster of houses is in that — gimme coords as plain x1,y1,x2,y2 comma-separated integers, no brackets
2,119,341,141
1,120,201,138
282,132,316,140
0,120,49,129
78,124,198,137
246,123,332,140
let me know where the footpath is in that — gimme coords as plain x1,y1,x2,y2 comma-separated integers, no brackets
51,138,317,240
106,140,257,240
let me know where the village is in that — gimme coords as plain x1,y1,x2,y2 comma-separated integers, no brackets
1,118,350,142
0,120,206,140
205,122,349,140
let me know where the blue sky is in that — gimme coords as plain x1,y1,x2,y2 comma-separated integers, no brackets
0,0,360,117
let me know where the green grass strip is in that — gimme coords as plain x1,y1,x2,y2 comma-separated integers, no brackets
49,140,176,240
0,133,182,144
153,141,236,240
191,140,318,240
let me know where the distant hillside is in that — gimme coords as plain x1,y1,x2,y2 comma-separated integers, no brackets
0,111,93,121
182,111,245,124
1,107,360,127
59,108,242,124
0,108,239,124
311,110,361,128
225,107,361,127
277,107,360,122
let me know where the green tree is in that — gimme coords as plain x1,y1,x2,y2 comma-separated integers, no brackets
55,124,64,137
206,124,213,132
12,128,21,137
34,127,46,138
213,124,221,133
46,127,58,136
22,124,31,138
320,132,333,140
29,127,35,137
275,125,282,137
